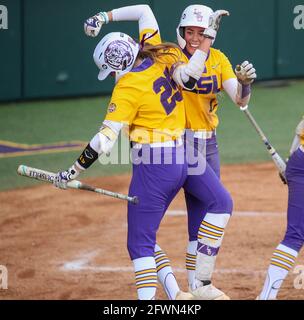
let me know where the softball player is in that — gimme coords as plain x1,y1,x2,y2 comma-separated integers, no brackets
54,13,226,299
258,117,304,300
174,4,256,293
84,4,255,300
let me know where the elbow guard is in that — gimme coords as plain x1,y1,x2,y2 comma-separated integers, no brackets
173,49,207,90
90,125,119,155
185,49,208,80
172,65,199,90
98,126,118,154
76,123,120,170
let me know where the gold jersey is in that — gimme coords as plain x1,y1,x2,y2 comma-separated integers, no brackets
139,28,236,131
180,48,236,131
105,43,185,143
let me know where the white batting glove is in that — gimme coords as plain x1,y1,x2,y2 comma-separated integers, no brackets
235,61,257,85
53,165,79,190
203,9,230,40
84,12,109,37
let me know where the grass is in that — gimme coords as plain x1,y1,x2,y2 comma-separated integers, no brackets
0,79,303,191
216,79,304,163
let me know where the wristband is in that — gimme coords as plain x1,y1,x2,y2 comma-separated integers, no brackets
99,11,109,24
76,144,99,169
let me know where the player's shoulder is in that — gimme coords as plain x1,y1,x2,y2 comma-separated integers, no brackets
115,59,155,88
140,28,162,46
210,47,229,59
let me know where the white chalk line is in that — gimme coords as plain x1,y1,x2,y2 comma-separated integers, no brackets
60,250,265,276
61,263,265,276
60,210,281,276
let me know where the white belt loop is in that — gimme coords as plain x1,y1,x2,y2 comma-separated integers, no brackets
193,130,215,140
131,137,183,149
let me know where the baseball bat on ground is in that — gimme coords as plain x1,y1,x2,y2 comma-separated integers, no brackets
17,165,139,204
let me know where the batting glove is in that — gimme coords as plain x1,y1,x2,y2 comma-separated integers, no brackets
84,12,109,37
203,9,230,40
235,61,257,85
53,165,79,190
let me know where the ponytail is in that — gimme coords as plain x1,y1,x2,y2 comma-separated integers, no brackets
137,42,182,65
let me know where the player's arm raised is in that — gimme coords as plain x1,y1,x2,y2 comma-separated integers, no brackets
84,4,160,43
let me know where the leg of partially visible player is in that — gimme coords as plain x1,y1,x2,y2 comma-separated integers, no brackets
184,134,221,289
259,147,304,300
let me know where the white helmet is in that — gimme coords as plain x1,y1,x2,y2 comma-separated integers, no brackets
93,32,140,82
176,4,214,49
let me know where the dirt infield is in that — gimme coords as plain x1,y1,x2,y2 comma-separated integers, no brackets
1,162,303,300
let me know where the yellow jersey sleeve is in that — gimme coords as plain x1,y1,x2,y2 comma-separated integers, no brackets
139,28,162,46
219,51,237,83
105,78,139,125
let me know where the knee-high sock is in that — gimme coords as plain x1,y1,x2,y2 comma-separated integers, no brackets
186,241,197,289
259,243,298,300
194,213,230,289
133,256,157,300
154,244,180,300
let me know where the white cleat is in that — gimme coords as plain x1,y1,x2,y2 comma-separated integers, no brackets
175,291,195,300
190,284,230,300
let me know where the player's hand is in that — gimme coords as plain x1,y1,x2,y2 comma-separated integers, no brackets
203,10,230,39
53,166,79,190
235,61,257,85
278,158,288,184
84,12,109,37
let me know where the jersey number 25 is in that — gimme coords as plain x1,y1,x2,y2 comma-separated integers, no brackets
153,68,182,115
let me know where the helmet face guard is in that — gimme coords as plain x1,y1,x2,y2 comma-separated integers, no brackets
176,5,214,49
93,32,140,82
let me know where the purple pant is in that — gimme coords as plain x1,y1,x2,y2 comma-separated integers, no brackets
184,133,230,241
127,145,187,260
281,147,304,252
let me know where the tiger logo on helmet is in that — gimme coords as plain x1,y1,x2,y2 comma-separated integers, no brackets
93,32,140,82
104,40,135,71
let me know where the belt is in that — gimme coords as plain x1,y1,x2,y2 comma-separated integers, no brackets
131,137,183,149
300,145,304,153
193,130,216,140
